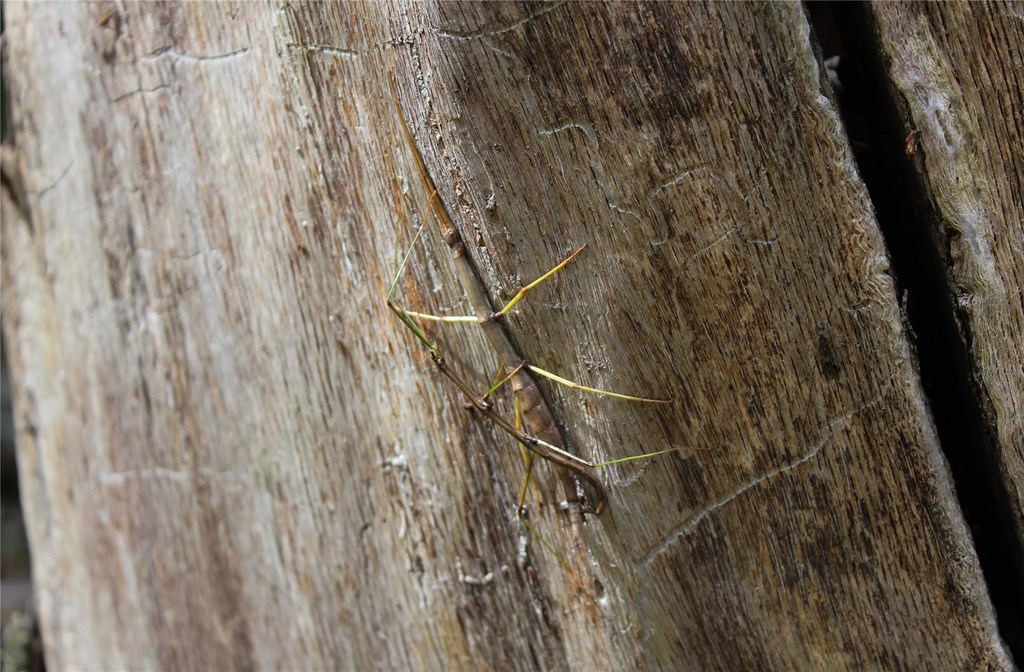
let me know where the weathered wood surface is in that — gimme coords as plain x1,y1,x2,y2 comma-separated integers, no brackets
0,2,1012,669
866,0,1024,599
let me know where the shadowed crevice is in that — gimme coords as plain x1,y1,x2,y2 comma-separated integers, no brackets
807,1,1024,664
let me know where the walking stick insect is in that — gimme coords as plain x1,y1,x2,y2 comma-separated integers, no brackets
386,75,674,544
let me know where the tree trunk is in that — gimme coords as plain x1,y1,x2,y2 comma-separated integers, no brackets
856,0,1024,629
1,2,1017,669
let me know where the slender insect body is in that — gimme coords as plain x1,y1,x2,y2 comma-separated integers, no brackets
511,373,558,444
387,73,674,562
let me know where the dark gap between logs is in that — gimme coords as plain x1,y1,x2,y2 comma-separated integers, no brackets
808,2,1024,662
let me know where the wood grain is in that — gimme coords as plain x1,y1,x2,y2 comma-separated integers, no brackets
0,2,1011,668
867,0,1024,604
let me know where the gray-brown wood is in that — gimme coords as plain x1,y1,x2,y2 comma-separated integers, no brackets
866,0,1024,595
0,2,1012,669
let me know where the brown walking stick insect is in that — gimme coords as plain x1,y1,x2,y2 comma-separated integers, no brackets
386,74,675,558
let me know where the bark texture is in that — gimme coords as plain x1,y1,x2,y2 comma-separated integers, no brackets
0,2,1014,669
866,0,1024,599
